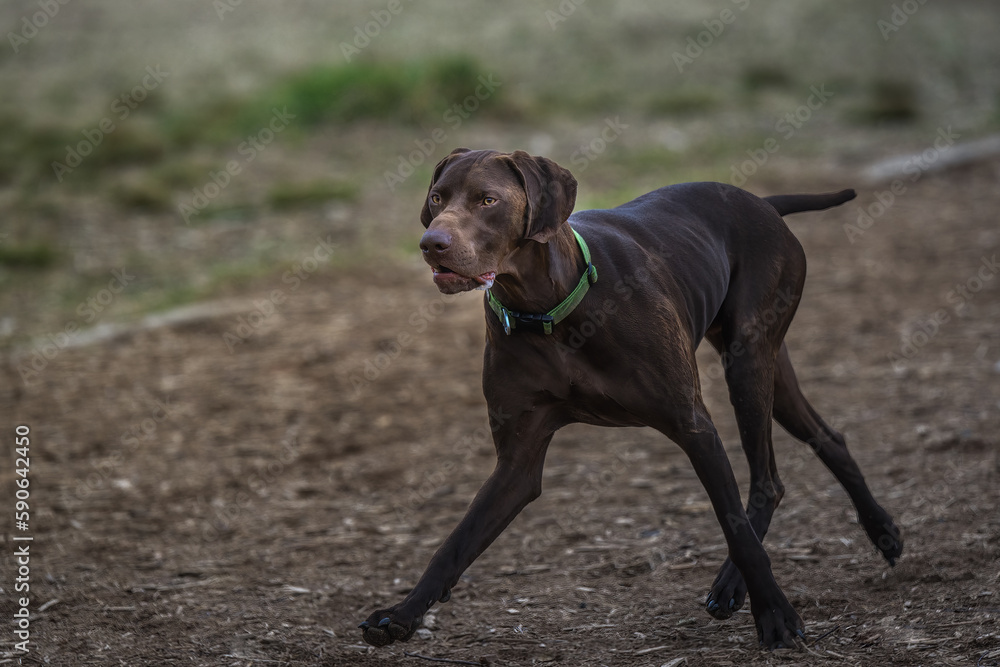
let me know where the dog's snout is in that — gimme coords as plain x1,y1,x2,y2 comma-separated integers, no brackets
420,228,452,258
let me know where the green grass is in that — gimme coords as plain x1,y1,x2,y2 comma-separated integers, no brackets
93,121,168,167
741,64,794,92
850,78,920,124
186,203,259,224
0,242,57,269
647,87,722,116
4,117,168,186
267,180,359,209
132,282,206,315
110,177,174,211
163,54,506,143
5,55,506,186
117,239,376,319
149,157,221,189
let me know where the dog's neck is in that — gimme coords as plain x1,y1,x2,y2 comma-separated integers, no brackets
491,223,585,314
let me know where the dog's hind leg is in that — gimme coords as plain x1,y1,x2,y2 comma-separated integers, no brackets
771,342,903,564
655,399,803,649
701,337,904,624
701,327,785,621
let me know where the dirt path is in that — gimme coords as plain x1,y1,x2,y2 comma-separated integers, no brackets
2,163,999,666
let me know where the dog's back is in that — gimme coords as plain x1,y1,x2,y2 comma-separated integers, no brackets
568,182,820,343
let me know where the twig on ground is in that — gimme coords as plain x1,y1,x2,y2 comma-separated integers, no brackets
403,650,483,665
813,625,840,644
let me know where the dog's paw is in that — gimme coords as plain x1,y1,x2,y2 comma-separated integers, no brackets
358,607,422,647
876,522,903,566
863,516,903,566
751,594,804,651
705,560,747,620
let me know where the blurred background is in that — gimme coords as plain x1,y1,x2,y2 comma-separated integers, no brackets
2,2,999,665
1,0,998,339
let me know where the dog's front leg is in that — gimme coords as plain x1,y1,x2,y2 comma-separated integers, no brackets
360,409,555,647
674,423,804,649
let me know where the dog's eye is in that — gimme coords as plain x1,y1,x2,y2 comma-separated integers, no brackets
482,197,497,206
430,194,441,205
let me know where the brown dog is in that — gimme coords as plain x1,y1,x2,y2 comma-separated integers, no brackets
360,148,902,650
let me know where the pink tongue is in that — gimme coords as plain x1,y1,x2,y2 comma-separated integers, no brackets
476,272,496,284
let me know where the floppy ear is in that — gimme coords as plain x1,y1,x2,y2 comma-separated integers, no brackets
420,147,472,228
503,150,577,243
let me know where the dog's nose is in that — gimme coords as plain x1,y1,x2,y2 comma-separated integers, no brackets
420,228,452,258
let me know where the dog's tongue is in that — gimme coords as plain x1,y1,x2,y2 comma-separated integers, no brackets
474,272,496,290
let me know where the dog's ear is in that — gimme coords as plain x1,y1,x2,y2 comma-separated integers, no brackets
503,150,577,243
420,147,472,228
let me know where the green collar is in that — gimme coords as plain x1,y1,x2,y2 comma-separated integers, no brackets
487,227,598,335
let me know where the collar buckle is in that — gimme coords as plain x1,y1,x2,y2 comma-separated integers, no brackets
487,226,597,336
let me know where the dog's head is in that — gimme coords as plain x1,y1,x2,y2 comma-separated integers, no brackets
418,148,577,294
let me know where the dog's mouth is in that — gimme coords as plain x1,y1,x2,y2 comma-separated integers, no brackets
430,265,496,293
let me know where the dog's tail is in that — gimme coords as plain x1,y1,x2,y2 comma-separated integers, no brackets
764,189,856,216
